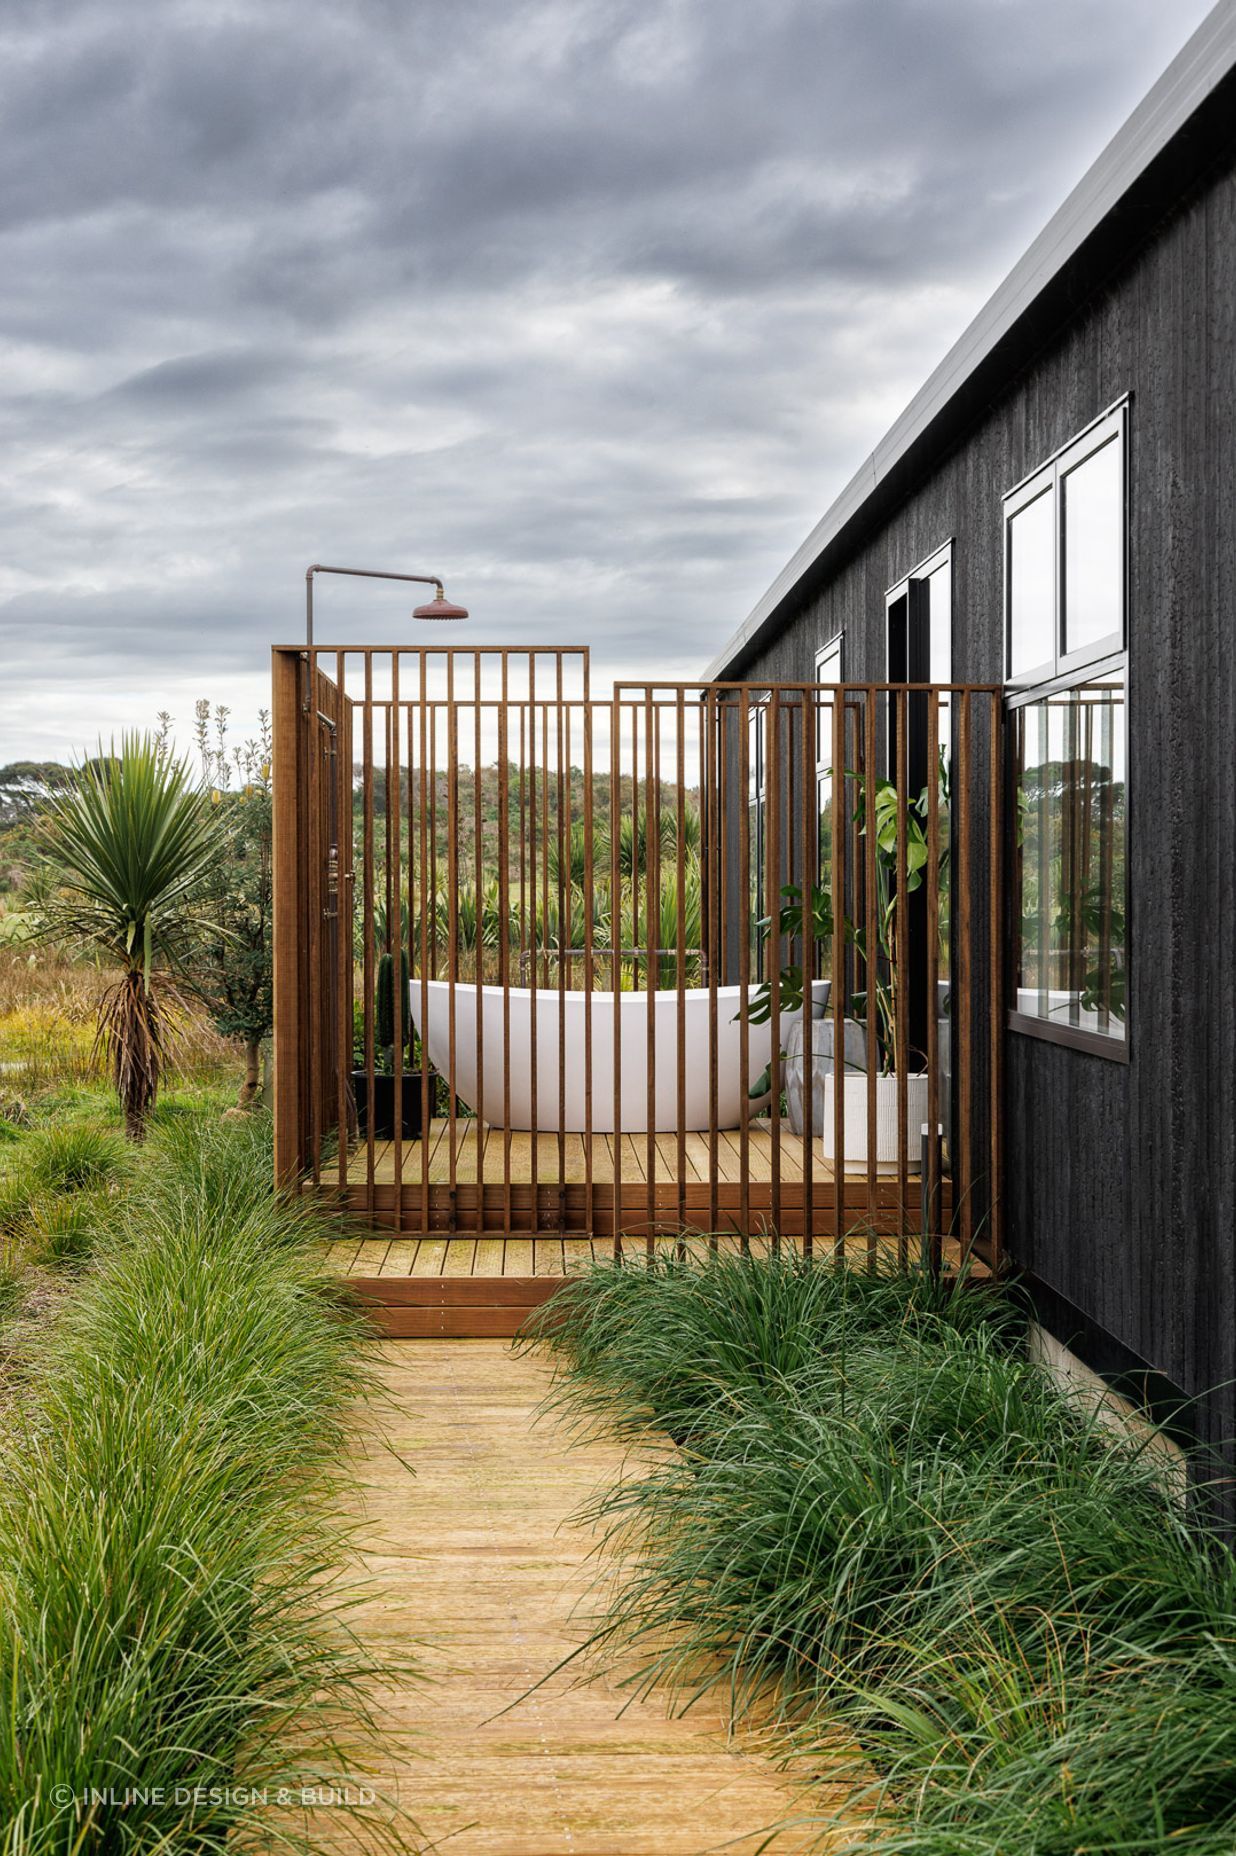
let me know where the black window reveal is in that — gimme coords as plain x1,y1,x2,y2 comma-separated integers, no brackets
886,545,952,1063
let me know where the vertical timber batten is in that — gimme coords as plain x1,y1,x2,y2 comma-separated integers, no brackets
272,652,1002,1264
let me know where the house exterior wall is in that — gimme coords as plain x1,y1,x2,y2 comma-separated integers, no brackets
724,148,1236,1507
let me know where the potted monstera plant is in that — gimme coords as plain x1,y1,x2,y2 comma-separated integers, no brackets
820,772,933,1164
743,881,836,1129
744,763,947,1161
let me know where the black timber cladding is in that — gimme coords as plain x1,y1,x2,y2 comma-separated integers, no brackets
705,18,1236,1512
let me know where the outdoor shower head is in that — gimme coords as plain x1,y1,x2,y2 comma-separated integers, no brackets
412,582,469,620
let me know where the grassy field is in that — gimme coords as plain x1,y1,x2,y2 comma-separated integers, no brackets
0,944,244,1326
0,943,235,1104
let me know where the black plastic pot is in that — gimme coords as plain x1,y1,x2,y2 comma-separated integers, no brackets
352,1070,426,1141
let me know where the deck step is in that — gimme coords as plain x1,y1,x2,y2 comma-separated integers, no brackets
345,1273,566,1338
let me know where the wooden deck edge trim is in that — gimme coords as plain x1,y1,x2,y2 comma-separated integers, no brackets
370,1307,544,1339
344,1276,568,1308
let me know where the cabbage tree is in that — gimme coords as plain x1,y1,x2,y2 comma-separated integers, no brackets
36,735,220,1138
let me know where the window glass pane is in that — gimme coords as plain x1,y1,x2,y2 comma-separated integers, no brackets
749,706,764,970
925,560,952,682
1014,667,1126,1041
1062,435,1122,656
816,639,842,681
816,639,841,767
1008,486,1055,678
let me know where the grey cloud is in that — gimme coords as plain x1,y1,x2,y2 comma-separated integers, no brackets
0,0,1217,761
105,349,295,403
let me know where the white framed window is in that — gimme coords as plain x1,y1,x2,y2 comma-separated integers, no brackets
886,542,951,684
813,635,844,884
1009,663,1127,1054
1005,402,1126,688
814,632,843,772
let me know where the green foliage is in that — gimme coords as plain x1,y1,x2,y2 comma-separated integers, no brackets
35,735,218,983
33,734,222,1136
1016,737,1127,1026
22,1122,129,1196
375,948,410,1067
352,762,704,992
19,1190,107,1270
0,1112,412,1853
0,762,76,828
524,1255,1235,1852
746,881,837,1025
747,758,946,1069
180,704,274,1101
0,1124,129,1239
0,762,75,902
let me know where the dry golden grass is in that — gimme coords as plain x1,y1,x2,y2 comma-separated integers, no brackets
0,948,235,1096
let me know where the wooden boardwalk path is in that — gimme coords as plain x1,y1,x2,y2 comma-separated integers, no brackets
334,1341,831,1854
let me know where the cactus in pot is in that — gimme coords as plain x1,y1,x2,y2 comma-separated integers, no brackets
375,948,410,1076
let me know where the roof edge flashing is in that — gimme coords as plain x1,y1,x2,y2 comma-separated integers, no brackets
703,2,1236,682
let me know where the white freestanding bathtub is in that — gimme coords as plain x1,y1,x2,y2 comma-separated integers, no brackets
409,981,774,1133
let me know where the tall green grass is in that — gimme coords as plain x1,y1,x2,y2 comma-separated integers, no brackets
0,1122,130,1233
523,1253,1236,1852
0,1113,413,1854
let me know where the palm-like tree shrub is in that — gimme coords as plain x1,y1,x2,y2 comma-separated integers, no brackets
36,735,219,1138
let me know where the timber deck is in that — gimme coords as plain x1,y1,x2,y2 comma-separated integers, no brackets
317,1340,833,1854
343,1123,916,1184
329,1229,979,1338
336,1120,935,1244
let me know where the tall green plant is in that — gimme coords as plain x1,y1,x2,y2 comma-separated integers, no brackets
35,735,220,1138
182,702,273,1108
375,948,410,1073
0,1114,410,1852
746,758,946,1073
524,1256,1235,1853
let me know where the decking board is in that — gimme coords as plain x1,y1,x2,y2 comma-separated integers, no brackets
316,1342,826,1852
345,1122,913,1187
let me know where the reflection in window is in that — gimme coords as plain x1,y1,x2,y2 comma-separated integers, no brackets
1014,670,1126,1041
1062,434,1123,657
1008,486,1055,679
749,702,765,975
1005,404,1126,685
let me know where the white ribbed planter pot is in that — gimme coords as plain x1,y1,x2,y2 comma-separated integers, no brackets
821,1072,930,1166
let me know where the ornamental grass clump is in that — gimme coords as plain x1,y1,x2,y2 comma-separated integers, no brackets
525,1251,1236,1852
0,1113,412,1855
523,1249,1004,1446
0,1123,130,1260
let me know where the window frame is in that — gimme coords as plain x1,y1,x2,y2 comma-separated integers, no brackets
885,539,953,683
814,631,844,776
1004,400,1127,689
1005,647,1130,1064
747,692,768,971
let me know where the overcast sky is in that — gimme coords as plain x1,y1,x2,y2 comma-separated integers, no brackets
0,0,1217,763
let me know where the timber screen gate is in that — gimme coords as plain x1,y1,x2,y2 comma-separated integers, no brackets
274,645,1003,1269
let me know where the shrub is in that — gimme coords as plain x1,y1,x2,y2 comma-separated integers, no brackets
0,1113,413,1853
0,1123,129,1243
524,1249,1008,1444
23,1122,129,1195
19,1190,106,1270
526,1253,1236,1852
